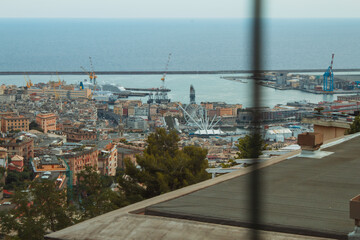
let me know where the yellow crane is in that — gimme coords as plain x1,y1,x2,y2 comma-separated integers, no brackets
54,72,62,100
89,57,97,85
161,53,172,88
80,66,94,99
24,74,33,88
81,66,93,83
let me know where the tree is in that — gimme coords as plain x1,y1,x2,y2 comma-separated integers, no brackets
119,128,210,201
0,191,46,240
0,180,76,240
29,121,43,132
236,133,264,159
76,166,125,220
347,115,360,134
5,167,33,190
32,180,76,231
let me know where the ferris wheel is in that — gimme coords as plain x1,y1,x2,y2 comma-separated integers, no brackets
184,104,204,125
178,103,221,132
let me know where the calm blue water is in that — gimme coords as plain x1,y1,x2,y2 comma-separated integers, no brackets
0,18,358,107
1,18,360,71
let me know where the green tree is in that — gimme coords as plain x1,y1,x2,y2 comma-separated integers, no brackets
76,166,124,220
5,167,33,190
236,133,264,159
347,115,360,134
29,121,43,132
32,180,76,231
0,180,76,240
119,128,210,201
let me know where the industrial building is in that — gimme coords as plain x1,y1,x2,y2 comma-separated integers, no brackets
28,88,91,99
264,126,292,142
237,107,305,126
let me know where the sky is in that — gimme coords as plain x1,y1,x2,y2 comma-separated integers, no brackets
0,0,359,18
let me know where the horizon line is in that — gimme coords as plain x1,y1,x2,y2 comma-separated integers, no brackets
1,17,360,20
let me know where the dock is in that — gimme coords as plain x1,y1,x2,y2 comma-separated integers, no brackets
125,88,171,92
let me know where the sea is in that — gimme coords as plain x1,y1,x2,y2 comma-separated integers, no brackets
1,18,360,107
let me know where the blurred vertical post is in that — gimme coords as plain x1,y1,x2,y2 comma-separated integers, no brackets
250,0,263,239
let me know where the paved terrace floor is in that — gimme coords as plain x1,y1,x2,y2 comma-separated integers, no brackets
146,136,360,239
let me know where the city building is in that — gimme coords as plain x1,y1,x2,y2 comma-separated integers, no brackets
27,88,91,100
237,107,304,126
113,105,124,116
264,126,293,142
302,117,350,143
117,145,143,169
0,147,8,169
0,136,34,166
62,146,98,185
126,117,149,132
98,143,117,176
338,95,360,102
32,155,67,173
8,155,24,172
63,127,97,142
36,112,57,133
1,115,30,133
216,107,233,116
0,94,16,103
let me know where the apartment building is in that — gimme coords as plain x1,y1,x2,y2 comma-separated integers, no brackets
63,127,97,142
36,113,57,133
62,146,98,185
0,137,34,166
98,143,117,176
8,155,24,172
1,114,30,133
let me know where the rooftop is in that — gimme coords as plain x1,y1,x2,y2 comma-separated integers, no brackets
40,155,60,165
46,134,360,240
147,136,360,238
2,115,29,120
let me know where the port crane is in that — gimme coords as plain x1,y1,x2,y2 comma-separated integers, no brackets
24,74,33,88
80,66,92,83
89,57,97,86
161,53,172,88
154,53,172,104
80,57,97,85
80,65,96,99
54,72,63,100
323,53,335,92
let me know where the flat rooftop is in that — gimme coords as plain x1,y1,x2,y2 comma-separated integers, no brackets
46,135,360,240
146,136,360,239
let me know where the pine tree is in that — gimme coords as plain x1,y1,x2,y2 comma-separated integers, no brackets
119,128,210,201
76,166,124,220
236,133,263,159
0,180,76,240
347,115,360,134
